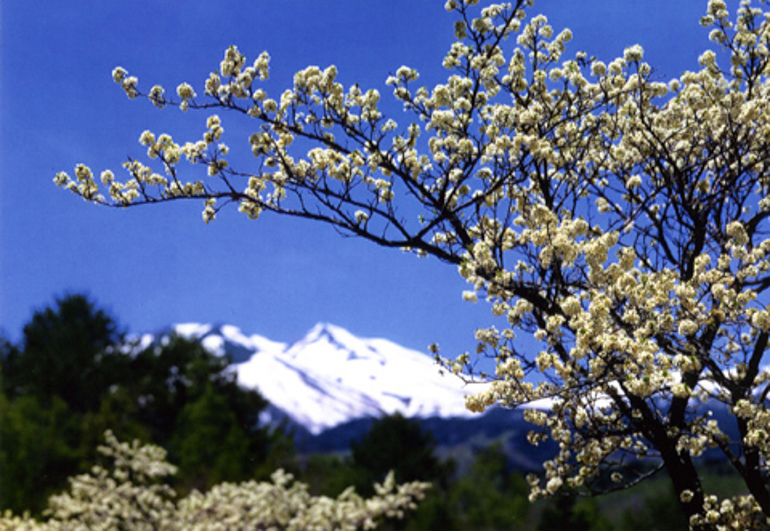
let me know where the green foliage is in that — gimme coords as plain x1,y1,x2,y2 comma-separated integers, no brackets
348,414,449,531
351,413,454,496
319,416,537,531
6,294,125,412
77,386,150,462
0,293,719,528
402,494,460,531
122,334,268,444
300,453,362,497
0,294,284,515
0,432,430,531
617,484,690,531
0,393,80,514
171,382,252,490
1,297,122,513
537,495,613,531
449,444,530,530
0,336,18,397
121,334,285,488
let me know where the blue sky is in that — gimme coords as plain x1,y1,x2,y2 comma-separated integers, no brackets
1,1,709,355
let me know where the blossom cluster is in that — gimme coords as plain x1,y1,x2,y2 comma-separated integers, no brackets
0,431,429,531
57,0,770,526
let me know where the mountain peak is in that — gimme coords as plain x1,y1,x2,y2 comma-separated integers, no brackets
291,323,381,361
146,322,284,363
304,322,360,345
139,322,479,435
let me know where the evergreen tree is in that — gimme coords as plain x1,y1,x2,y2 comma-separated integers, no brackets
537,495,613,531
9,294,125,412
171,382,252,490
0,295,124,514
619,485,689,531
351,413,453,495
450,444,530,530
77,385,151,464
350,414,454,531
298,453,361,497
0,335,20,398
0,393,80,515
0,295,286,514
124,334,274,463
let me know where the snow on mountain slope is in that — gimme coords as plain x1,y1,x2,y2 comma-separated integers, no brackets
236,348,396,434
145,322,481,435
170,322,286,363
273,323,476,424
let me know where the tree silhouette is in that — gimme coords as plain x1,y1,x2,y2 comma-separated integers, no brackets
0,296,282,514
0,394,80,514
7,294,124,412
351,413,453,495
450,444,530,530
124,334,274,464
171,382,252,490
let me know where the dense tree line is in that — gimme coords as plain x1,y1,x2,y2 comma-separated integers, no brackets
1,294,706,529
0,294,286,513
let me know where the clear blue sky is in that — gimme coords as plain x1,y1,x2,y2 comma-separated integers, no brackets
1,1,708,354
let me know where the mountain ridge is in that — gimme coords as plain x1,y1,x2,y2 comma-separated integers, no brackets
140,321,484,435
135,322,740,470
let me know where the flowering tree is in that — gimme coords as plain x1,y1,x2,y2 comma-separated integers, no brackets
0,431,429,531
56,0,770,527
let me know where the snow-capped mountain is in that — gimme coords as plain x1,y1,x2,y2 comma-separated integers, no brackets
145,322,483,435
132,322,746,471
